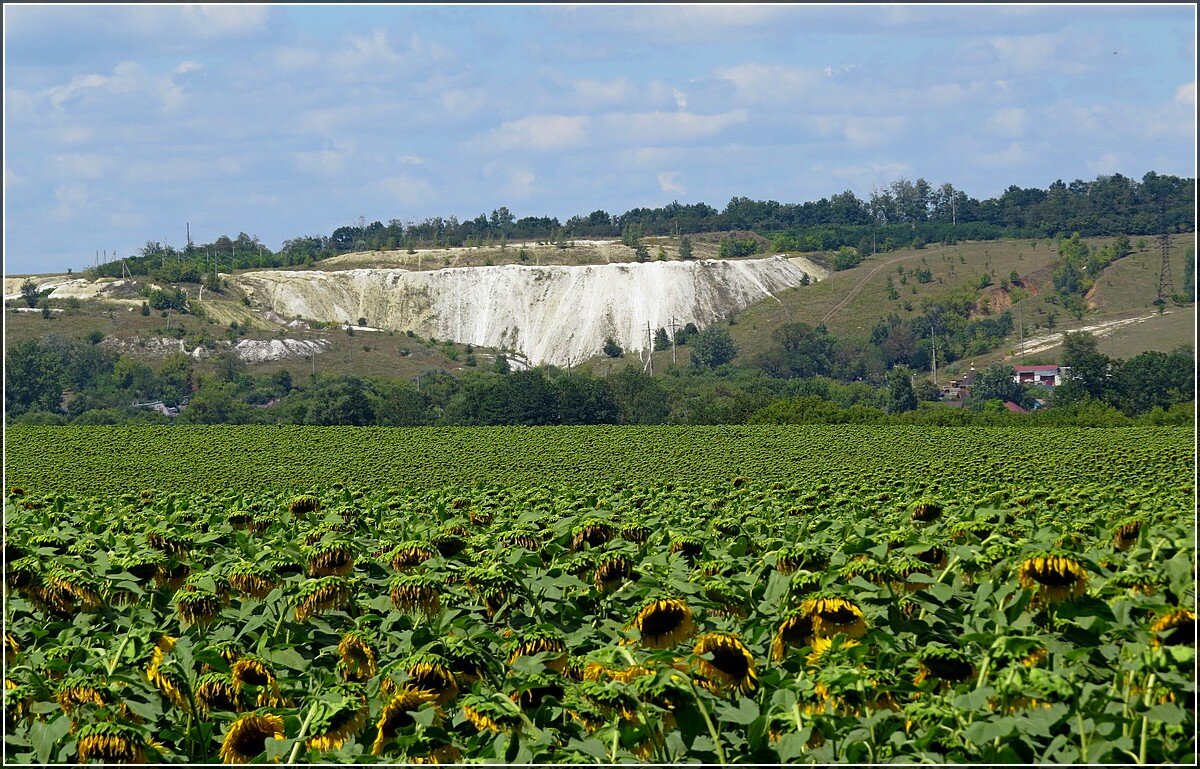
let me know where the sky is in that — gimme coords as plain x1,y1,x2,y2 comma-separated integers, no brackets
3,3,1196,274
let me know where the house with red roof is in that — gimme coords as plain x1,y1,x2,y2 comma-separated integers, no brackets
1012,364,1066,387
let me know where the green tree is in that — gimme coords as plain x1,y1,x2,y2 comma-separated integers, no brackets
968,364,1029,408
603,338,624,358
1056,331,1114,405
634,243,650,263
1114,349,1195,415
690,326,738,368
556,374,619,424
4,340,64,415
608,366,669,424
176,381,253,424
305,378,375,425
653,328,670,351
20,279,39,308
886,366,918,414
679,236,694,260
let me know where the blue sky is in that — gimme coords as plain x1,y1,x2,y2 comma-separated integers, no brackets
4,4,1195,274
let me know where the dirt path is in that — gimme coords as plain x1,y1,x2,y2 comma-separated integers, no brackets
1015,311,1173,356
820,246,951,324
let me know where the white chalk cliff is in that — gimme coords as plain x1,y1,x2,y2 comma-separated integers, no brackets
229,256,826,366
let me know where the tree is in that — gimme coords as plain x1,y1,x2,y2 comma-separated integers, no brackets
608,366,669,424
1114,349,1195,415
968,364,1029,408
1056,331,1113,405
20,279,39,308
557,374,619,424
4,340,64,415
653,328,670,351
886,366,918,414
305,378,375,425
679,236,694,260
634,243,650,263
690,326,738,368
756,323,834,378
603,338,624,358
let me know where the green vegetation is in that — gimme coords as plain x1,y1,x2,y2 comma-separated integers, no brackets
4,428,1194,762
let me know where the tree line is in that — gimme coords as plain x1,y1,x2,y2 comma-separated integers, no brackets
85,171,1193,284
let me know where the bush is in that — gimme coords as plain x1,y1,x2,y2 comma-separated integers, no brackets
833,247,862,271
603,338,624,358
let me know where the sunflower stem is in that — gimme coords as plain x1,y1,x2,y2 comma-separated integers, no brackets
607,720,620,762
287,697,322,764
687,680,727,765
106,633,133,677
1137,673,1156,764
1077,711,1089,762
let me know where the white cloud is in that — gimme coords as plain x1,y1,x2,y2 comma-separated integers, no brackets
985,107,1029,139
293,149,350,177
599,110,746,144
379,174,435,206
715,63,821,102
4,167,27,188
807,115,907,149
122,157,242,184
827,162,914,183
1176,81,1196,106
43,60,191,111
175,61,202,75
1086,152,1122,175
53,153,110,179
396,155,425,166
672,89,688,110
658,171,685,195
573,77,636,104
969,142,1032,168
472,114,589,152
181,5,271,36
50,183,90,221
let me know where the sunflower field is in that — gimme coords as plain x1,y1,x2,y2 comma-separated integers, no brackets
3,426,1196,763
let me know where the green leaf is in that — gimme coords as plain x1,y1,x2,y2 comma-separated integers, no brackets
30,714,71,764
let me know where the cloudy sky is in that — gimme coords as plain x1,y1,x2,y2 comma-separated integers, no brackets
4,4,1195,274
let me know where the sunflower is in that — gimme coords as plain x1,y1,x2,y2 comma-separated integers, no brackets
430,532,468,557
439,637,485,685
1112,518,1142,551
144,640,189,710
800,594,868,639
55,675,110,714
145,528,191,557
508,628,569,674
911,499,943,523
371,686,437,756
571,520,613,551
394,653,458,705
390,542,436,572
509,672,565,711
669,536,704,562
231,657,283,707
201,639,243,671
305,540,356,577
632,597,696,649
113,550,165,585
700,578,746,618
913,545,948,569
4,633,18,666
594,555,634,592
775,546,827,574
337,631,378,682
771,608,815,662
176,589,222,626
6,679,32,721
154,561,191,590
805,636,861,667
288,494,321,516
459,692,524,734
389,573,441,616
1017,554,1088,604
307,684,369,752
75,721,148,764
219,712,286,764
621,523,651,543
195,673,241,717
294,576,355,621
693,633,758,695
464,565,523,616
44,567,104,612
914,646,975,688
227,563,279,599
1150,609,1195,647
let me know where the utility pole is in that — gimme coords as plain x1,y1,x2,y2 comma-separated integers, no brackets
1156,201,1175,313
668,317,678,366
1017,300,1025,361
931,330,937,386
186,222,191,250
645,321,654,375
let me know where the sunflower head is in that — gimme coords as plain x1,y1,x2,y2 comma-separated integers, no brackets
459,692,524,734
337,630,378,682
1150,609,1196,647
774,545,827,574
306,683,369,753
1017,553,1088,604
915,646,975,688
772,607,817,662
669,536,704,563
371,686,437,756
231,657,282,706
227,562,279,599
293,576,355,621
508,627,569,673
800,593,868,639
175,589,222,626
621,522,651,543
509,672,566,712
55,674,112,714
693,633,758,695
305,539,356,577
594,554,635,592
1112,517,1143,551
388,572,442,616
218,712,286,764
195,672,242,717
395,653,458,705
911,499,944,523
632,597,696,649
75,720,149,764
430,532,468,558
4,634,18,667
288,494,321,517
390,541,436,572
570,520,613,551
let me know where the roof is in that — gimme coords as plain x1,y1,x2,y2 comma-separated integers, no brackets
1015,365,1059,372
1004,401,1028,413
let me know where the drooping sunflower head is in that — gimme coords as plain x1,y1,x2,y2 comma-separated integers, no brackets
44,566,105,612
911,499,944,523
508,672,566,712
75,720,149,764
508,627,569,673
502,528,543,553
430,532,468,558
288,494,321,517
774,546,828,574
389,541,436,572
194,672,241,718
594,554,635,592
226,562,279,599
839,556,896,586
570,519,613,551
463,564,523,616
293,576,355,622
304,539,356,577
337,630,378,682
370,685,437,756
915,646,975,688
632,597,696,649
175,589,222,626
1017,553,1089,604
698,577,747,618
1112,517,1143,551
394,653,458,705
1150,609,1196,647
4,634,18,667
389,573,441,616
458,692,524,734
306,683,369,753
568,680,640,728
55,674,112,714
772,607,816,662
800,593,868,640
693,633,758,695
6,679,33,721
438,636,485,684
218,712,286,764
621,522,652,543
113,550,166,584
231,657,282,706
668,536,705,563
